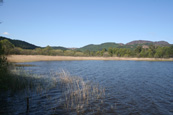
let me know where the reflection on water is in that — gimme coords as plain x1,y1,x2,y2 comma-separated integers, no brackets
0,61,173,115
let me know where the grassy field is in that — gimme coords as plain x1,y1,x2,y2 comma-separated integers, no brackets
7,55,173,62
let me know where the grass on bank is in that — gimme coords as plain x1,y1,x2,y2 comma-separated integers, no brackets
0,67,41,92
0,61,54,92
7,55,173,63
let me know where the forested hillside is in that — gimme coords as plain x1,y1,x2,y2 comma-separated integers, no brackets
0,36,173,58
0,36,39,49
78,42,122,51
79,40,171,51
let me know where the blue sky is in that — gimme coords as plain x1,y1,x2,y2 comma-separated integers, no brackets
0,0,173,47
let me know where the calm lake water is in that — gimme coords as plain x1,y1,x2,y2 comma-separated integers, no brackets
1,61,173,115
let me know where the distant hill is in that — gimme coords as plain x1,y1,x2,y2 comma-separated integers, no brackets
0,36,69,50
78,42,123,51
0,36,39,49
126,40,169,46
49,46,68,50
0,36,171,51
78,40,170,51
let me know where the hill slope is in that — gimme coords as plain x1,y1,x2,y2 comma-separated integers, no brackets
0,36,39,49
0,37,171,51
78,42,123,51
48,46,68,50
78,40,170,51
126,40,169,46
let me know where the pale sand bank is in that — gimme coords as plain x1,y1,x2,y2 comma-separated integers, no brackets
7,55,173,63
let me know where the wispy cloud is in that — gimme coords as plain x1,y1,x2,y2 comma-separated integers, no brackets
3,32,9,35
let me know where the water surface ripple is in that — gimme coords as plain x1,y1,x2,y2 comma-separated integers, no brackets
1,61,173,115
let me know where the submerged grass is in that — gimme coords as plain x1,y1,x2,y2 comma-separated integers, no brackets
57,70,105,114
0,66,55,93
0,65,106,114
0,69,32,92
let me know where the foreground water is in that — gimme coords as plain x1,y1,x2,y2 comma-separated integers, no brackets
1,61,173,115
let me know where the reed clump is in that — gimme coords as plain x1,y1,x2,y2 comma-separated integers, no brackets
0,68,34,92
57,70,105,113
0,66,54,93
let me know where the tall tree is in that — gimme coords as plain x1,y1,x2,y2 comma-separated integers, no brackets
135,46,142,54
43,45,53,55
108,47,113,56
0,39,14,54
0,39,8,74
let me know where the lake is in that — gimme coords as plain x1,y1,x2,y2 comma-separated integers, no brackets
1,60,173,115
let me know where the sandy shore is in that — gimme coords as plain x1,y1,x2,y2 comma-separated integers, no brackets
7,55,173,63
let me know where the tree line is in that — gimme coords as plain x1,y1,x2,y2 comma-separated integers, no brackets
0,39,173,58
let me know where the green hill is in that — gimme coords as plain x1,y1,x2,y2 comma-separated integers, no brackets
0,36,171,52
78,42,122,51
78,40,171,51
0,36,39,49
48,46,68,50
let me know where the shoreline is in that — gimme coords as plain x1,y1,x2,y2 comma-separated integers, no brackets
7,55,173,63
